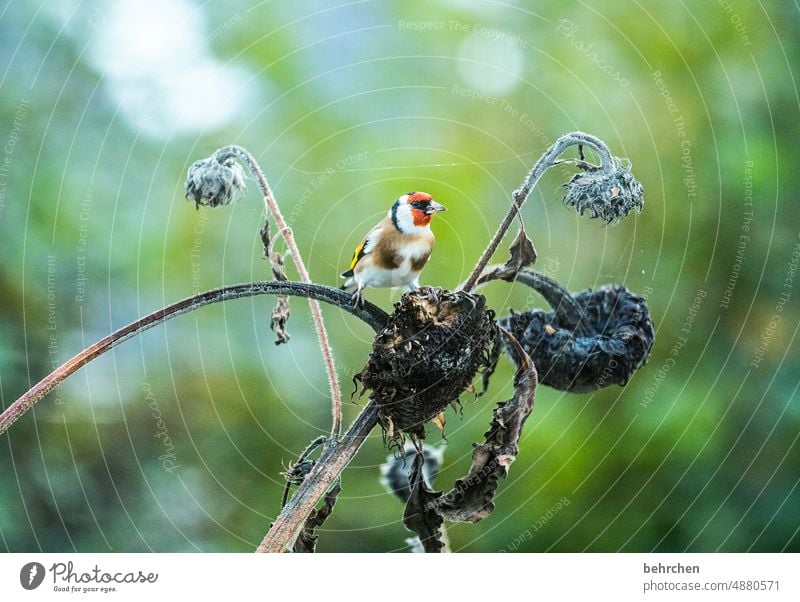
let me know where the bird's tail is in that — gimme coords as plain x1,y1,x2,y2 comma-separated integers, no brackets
340,270,357,293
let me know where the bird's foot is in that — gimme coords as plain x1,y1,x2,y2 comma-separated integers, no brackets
351,289,365,308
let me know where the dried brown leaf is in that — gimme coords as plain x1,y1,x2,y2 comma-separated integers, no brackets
294,479,341,553
501,226,537,281
434,329,537,522
402,451,445,553
469,227,537,289
261,220,292,345
433,412,446,434
259,221,270,254
268,250,288,282
270,296,291,345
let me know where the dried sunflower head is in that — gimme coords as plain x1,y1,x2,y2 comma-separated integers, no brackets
563,158,643,223
501,285,654,392
357,287,497,439
185,155,246,208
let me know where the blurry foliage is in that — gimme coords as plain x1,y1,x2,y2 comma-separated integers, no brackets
1,0,798,552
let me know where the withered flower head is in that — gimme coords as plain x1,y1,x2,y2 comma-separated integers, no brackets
563,158,643,223
185,155,246,208
500,285,654,392
356,287,497,439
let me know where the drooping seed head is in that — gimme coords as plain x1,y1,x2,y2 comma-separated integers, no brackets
185,155,246,208
500,285,655,392
563,158,643,223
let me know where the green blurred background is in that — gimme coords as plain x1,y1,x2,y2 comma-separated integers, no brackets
1,1,798,552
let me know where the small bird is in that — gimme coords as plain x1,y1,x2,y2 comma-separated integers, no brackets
341,191,447,306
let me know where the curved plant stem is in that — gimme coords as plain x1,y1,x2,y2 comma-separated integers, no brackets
281,435,327,508
215,146,344,439
460,132,614,293
0,282,388,438
467,265,584,328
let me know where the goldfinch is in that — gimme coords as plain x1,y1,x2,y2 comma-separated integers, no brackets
341,191,447,306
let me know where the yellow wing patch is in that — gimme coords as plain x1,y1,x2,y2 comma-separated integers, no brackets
348,239,367,271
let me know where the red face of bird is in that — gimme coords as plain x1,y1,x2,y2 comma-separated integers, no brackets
393,191,447,230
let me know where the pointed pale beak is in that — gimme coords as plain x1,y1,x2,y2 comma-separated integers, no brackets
425,201,447,215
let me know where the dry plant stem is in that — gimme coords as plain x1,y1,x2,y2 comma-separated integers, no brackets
468,265,584,329
258,401,380,552
0,282,387,437
460,132,614,293
215,145,343,439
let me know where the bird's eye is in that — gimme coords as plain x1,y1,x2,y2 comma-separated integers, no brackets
411,201,421,208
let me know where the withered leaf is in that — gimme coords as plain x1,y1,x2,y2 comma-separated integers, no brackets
433,412,446,435
469,227,538,289
434,329,537,523
268,249,288,282
402,451,445,553
270,296,291,345
259,220,271,257
501,225,537,281
294,479,341,553
261,220,293,345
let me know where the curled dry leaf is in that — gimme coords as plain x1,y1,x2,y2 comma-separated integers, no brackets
470,227,538,287
260,222,292,345
402,451,445,553
270,295,291,345
434,329,537,523
293,480,341,553
502,225,537,280
401,330,536,551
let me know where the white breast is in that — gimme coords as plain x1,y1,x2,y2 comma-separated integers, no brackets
397,238,432,262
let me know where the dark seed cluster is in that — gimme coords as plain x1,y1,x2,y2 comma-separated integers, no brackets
500,285,655,392
356,287,497,439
